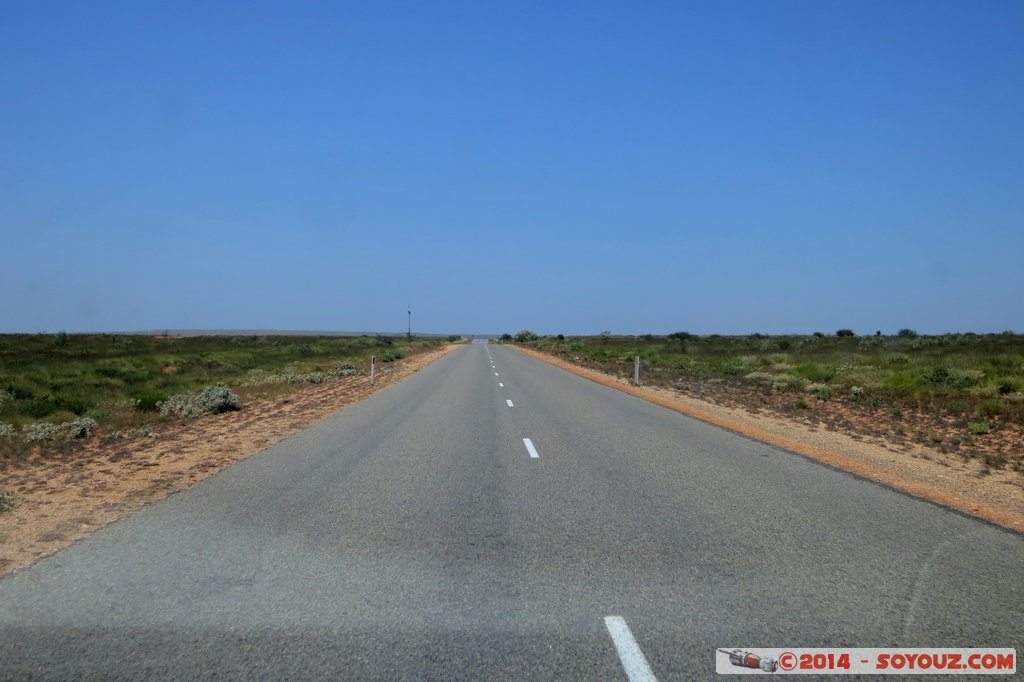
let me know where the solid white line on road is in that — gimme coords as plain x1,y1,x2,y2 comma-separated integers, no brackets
495,373,499,376
498,382,504,387
506,399,514,407
522,438,539,459
604,617,657,682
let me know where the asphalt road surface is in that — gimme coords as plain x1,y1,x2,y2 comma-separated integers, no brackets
1,344,1021,680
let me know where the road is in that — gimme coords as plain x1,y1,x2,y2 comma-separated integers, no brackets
1,343,1021,679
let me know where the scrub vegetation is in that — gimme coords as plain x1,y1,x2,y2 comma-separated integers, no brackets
510,330,1024,473
0,333,448,458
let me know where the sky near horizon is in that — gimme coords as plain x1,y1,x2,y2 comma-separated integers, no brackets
2,1,1021,336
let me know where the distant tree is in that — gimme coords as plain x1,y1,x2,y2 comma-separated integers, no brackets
897,328,918,338
556,334,565,341
813,331,825,338
54,331,68,347
599,331,612,344
513,330,539,343
499,333,513,342
836,329,855,337
875,330,882,336
667,331,692,352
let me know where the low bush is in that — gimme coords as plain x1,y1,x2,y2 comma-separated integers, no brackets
0,422,16,438
64,417,98,438
924,366,981,389
23,423,59,442
21,417,97,442
771,375,805,392
134,391,168,412
806,383,834,401
969,421,990,435
158,386,241,419
0,490,17,514
24,399,58,418
976,399,1005,418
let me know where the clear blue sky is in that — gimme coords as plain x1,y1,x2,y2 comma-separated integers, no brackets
2,1,1021,336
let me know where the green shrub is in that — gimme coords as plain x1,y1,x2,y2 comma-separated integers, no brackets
795,399,809,409
6,386,33,400
0,490,18,514
793,363,834,382
513,330,539,343
291,343,315,356
24,399,58,418
924,366,980,389
969,421,990,435
771,375,805,392
948,399,970,413
0,422,16,439
54,396,91,415
134,391,168,412
887,353,910,365
806,383,834,401
897,328,918,338
997,379,1020,394
836,329,855,337
976,399,1005,418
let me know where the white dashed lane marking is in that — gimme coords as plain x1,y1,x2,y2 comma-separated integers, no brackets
604,617,657,682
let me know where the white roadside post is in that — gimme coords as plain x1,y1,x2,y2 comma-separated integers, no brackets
370,355,376,386
634,356,640,386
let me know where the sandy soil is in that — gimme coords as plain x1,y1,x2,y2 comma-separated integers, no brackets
519,347,1024,534
0,344,460,577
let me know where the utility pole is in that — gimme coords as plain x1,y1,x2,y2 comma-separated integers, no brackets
407,303,412,339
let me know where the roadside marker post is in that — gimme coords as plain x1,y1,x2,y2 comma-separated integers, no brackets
634,356,640,385
370,355,376,386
